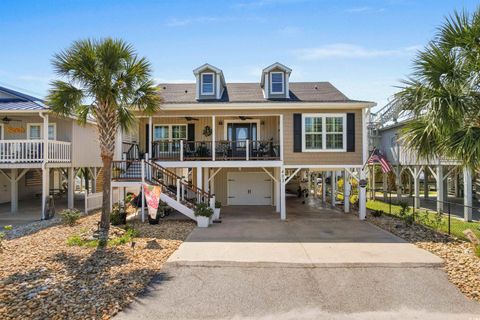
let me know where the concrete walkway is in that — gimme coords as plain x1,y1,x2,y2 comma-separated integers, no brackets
116,199,480,319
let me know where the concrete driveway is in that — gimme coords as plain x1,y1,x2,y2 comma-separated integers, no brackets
116,198,480,320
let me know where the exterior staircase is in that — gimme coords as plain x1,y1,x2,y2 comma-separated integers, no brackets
112,160,214,221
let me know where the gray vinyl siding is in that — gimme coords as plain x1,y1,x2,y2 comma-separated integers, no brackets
71,122,102,167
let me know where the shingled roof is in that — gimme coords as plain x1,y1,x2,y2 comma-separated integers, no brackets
157,82,369,104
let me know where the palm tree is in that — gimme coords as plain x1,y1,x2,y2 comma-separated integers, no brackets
48,38,160,243
396,9,480,169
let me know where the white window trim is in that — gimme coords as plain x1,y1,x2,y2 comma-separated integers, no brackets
153,124,188,141
200,72,215,96
301,113,346,152
0,123,3,140
223,119,261,141
269,72,284,94
27,123,56,140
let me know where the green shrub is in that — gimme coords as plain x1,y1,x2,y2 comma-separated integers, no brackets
475,245,480,258
60,209,82,226
398,201,409,217
110,203,127,225
215,201,222,209
194,203,213,217
404,214,415,227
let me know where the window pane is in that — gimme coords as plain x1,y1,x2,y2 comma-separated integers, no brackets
271,82,283,93
271,73,283,93
305,134,322,150
271,73,283,82
29,125,41,139
172,125,186,139
326,117,343,133
305,117,322,133
326,134,343,149
48,125,55,140
154,126,169,140
202,74,214,93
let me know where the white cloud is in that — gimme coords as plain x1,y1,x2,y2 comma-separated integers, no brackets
293,44,421,60
165,16,234,27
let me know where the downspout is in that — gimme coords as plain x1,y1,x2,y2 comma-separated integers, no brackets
39,111,49,219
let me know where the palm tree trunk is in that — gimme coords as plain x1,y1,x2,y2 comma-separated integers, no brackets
99,155,112,243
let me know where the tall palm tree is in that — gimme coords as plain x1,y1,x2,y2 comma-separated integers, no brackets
48,38,161,243
396,9,480,169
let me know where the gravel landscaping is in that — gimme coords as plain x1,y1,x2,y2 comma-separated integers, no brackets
368,213,480,302
0,212,195,320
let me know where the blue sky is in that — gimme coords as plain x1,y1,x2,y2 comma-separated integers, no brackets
0,0,477,109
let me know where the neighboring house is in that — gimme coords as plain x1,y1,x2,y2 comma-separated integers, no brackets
112,63,375,220
0,86,102,218
371,101,474,221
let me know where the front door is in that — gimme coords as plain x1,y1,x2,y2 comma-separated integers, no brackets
227,123,257,157
227,172,272,205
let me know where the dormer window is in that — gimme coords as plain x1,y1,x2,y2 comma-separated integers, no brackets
201,73,214,95
270,72,284,94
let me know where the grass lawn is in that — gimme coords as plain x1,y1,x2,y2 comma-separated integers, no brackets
366,199,480,241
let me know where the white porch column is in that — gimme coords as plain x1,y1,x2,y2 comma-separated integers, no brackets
280,167,286,220
204,167,210,193
322,172,326,203
463,167,473,221
212,116,216,161
196,166,203,190
279,115,284,161
42,113,49,162
344,170,350,213
148,116,153,158
274,167,280,213
359,169,367,220
92,167,97,193
331,171,336,207
67,167,75,209
436,165,444,212
413,166,420,209
11,169,18,213
41,167,50,220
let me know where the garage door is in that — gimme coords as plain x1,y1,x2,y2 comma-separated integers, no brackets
227,172,272,205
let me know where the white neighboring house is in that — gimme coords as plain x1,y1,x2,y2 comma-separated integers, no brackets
0,86,102,218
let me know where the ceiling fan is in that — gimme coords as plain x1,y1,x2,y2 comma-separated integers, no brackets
2,116,22,124
185,117,199,121
239,116,253,121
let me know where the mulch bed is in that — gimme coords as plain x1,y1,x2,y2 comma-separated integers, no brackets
368,214,480,302
0,213,195,320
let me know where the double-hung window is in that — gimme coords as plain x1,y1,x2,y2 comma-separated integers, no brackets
270,72,284,94
201,73,214,95
154,124,187,153
302,114,346,151
27,123,56,140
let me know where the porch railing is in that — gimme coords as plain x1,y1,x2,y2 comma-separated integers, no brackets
0,140,71,163
151,140,280,161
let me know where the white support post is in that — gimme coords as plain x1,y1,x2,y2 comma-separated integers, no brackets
204,168,210,193
246,139,250,161
148,116,153,158
41,167,49,220
463,167,473,221
196,166,203,203
92,167,97,193
176,178,181,202
436,165,444,213
67,166,75,209
413,166,420,209
359,169,367,220
141,159,145,222
280,167,286,220
274,167,281,213
212,116,216,161
331,171,336,207
322,172,326,203
42,113,49,162
344,170,350,213
11,169,18,213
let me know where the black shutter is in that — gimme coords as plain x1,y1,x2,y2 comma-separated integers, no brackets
188,123,195,141
293,113,302,152
346,113,355,152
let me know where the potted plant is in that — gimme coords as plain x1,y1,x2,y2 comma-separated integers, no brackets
194,203,213,228
213,200,222,220
110,203,127,225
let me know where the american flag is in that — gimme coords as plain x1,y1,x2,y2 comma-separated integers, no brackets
367,149,392,173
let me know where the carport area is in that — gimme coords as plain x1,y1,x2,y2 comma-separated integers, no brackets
168,197,442,266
